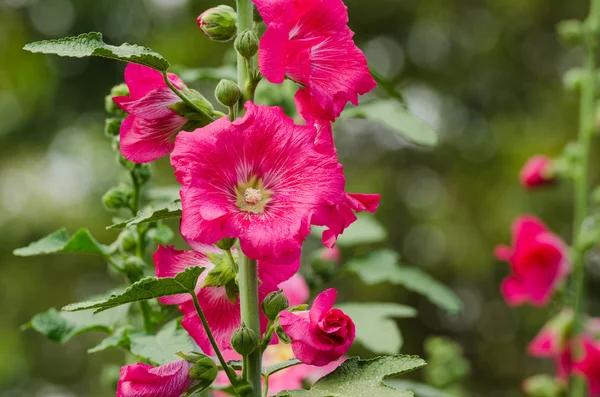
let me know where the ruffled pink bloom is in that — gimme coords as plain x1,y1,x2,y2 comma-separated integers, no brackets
495,215,570,307
573,336,600,396
113,64,188,163
279,273,310,306
153,245,296,353
520,155,555,188
279,288,354,366
117,360,192,397
252,0,376,122
170,102,378,265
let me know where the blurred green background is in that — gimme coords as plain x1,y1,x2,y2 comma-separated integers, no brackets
1,0,597,396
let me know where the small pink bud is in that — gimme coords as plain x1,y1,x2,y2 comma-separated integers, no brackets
519,155,555,188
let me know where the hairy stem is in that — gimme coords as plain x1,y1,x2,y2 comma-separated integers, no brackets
239,255,262,396
570,1,600,395
236,0,255,109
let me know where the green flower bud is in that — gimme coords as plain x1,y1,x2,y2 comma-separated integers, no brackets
105,83,129,117
123,256,146,282
231,323,259,355
523,374,563,397
111,136,120,152
235,29,259,59
261,290,289,320
562,68,585,92
132,164,152,186
557,19,583,46
275,323,291,343
215,237,237,251
197,6,237,42
118,229,137,252
102,184,133,211
188,355,218,388
215,80,241,108
104,117,122,138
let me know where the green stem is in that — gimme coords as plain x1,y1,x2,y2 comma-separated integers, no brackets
570,1,600,395
162,71,215,119
236,0,255,110
239,255,262,396
262,374,269,397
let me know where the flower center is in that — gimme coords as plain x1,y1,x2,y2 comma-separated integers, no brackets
244,188,262,205
235,176,272,214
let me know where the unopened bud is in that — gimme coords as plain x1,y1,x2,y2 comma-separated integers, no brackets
102,184,133,211
557,19,583,46
111,136,120,152
188,355,218,387
105,117,122,138
132,164,152,186
563,68,585,92
215,80,241,108
123,256,146,282
522,374,563,397
231,323,259,355
235,29,259,59
261,290,289,320
106,83,129,117
215,237,237,250
118,229,137,252
197,6,237,42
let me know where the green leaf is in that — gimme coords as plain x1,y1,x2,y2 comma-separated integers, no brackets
24,305,129,344
385,381,456,397
24,32,169,71
342,99,438,147
276,355,426,397
264,359,302,377
129,321,194,365
88,326,132,353
312,214,387,247
346,250,462,313
108,200,182,229
14,228,107,256
62,266,204,313
336,303,416,354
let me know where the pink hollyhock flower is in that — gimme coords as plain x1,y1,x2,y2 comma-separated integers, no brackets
279,273,310,306
170,102,378,265
113,64,188,163
495,215,570,307
528,309,574,379
520,155,555,188
574,336,600,396
252,0,377,122
279,288,354,366
117,360,192,397
153,245,297,353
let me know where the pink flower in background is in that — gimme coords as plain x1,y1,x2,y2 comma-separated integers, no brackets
113,64,187,163
279,288,354,366
171,102,377,265
153,245,295,353
574,336,600,396
279,273,310,306
520,155,555,188
495,215,570,307
252,0,376,122
117,360,192,397
528,309,573,379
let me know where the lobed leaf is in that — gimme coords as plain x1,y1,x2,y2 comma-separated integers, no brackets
336,303,416,354
14,228,107,256
129,321,194,365
62,266,203,313
24,32,169,71
88,327,132,353
342,99,438,147
276,355,426,397
386,381,456,397
108,200,182,229
346,250,462,313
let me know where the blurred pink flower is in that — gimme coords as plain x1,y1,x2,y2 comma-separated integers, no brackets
279,273,310,306
252,0,376,122
117,360,192,397
495,215,570,307
279,288,354,366
574,336,600,396
113,64,187,163
170,102,377,265
519,155,555,188
528,309,574,379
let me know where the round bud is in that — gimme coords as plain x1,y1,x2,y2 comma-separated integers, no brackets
261,290,289,320
102,184,133,211
105,83,129,116
215,237,237,250
188,356,218,387
215,80,241,108
235,29,259,59
118,229,137,252
231,323,259,355
104,117,122,138
132,164,152,186
197,6,237,42
562,68,585,92
123,256,146,282
557,19,583,46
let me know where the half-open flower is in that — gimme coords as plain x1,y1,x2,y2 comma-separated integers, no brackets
117,360,192,397
520,155,555,188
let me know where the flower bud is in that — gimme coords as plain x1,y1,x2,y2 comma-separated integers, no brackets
197,6,237,42
522,374,563,397
104,117,122,138
111,136,120,152
231,323,259,355
188,355,218,388
215,237,237,250
519,155,555,189
102,184,133,211
132,164,152,186
563,68,585,92
105,83,129,117
261,290,289,320
123,256,146,282
118,229,137,252
235,29,259,59
215,79,241,108
557,19,583,46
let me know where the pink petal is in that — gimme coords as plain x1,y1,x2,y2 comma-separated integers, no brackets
309,288,337,323
117,360,191,397
116,87,181,120
258,22,289,84
120,114,186,163
500,276,528,306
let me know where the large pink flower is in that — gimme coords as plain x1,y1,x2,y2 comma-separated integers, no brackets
117,360,192,397
279,288,354,366
520,155,555,188
252,0,376,122
153,245,296,353
495,215,570,307
574,336,600,396
113,64,188,163
170,102,378,265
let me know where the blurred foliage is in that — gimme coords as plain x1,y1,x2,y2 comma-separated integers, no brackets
1,0,598,396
